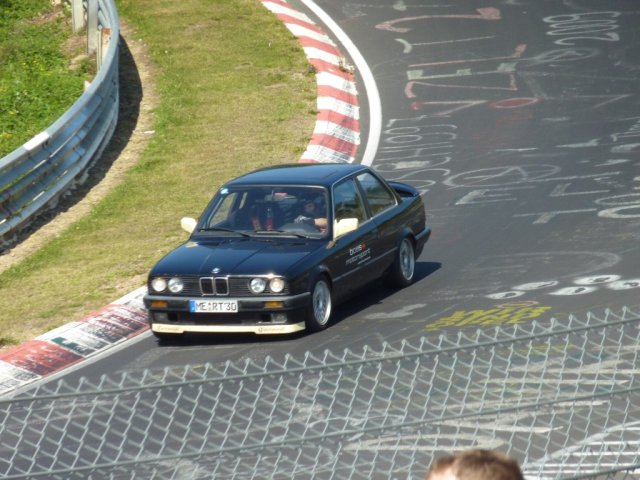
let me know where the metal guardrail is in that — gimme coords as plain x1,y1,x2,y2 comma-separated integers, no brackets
0,0,120,248
1,306,639,479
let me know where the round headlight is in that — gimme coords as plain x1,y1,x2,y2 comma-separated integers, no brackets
151,277,167,292
250,277,267,294
269,277,285,293
168,277,184,293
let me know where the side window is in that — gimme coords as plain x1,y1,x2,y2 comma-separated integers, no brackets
333,179,366,223
356,172,397,216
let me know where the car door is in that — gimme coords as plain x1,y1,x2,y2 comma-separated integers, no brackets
326,177,380,299
355,171,402,275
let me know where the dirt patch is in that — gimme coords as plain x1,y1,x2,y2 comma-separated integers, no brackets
28,4,65,25
0,20,159,273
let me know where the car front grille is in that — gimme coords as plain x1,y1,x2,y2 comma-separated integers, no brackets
200,277,229,295
152,276,289,297
177,276,202,296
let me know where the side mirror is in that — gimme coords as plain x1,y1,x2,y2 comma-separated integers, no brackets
333,218,358,238
181,217,197,234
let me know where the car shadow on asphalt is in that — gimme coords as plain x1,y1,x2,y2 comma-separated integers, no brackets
329,260,442,324
155,261,442,348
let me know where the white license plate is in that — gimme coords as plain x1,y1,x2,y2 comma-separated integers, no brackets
189,299,238,313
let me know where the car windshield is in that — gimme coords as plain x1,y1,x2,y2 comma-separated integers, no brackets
199,185,329,239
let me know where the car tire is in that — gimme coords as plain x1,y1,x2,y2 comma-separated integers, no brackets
386,237,416,288
306,276,332,332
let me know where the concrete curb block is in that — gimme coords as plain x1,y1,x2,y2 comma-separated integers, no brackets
0,288,147,395
0,0,360,396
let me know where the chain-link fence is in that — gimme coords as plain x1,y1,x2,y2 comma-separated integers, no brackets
1,307,640,479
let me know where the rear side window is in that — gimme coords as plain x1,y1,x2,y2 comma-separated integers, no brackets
356,172,397,216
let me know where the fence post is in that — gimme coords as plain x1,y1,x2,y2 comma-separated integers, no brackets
87,0,99,54
97,28,112,71
71,0,85,33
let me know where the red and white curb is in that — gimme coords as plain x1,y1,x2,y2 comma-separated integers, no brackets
262,0,360,163
0,0,360,396
0,288,147,395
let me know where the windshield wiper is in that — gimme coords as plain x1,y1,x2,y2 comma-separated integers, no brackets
199,227,251,237
253,229,314,239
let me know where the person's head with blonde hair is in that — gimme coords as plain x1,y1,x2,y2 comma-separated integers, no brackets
426,449,525,480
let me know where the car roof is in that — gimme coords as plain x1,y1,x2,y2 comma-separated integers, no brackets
225,163,369,188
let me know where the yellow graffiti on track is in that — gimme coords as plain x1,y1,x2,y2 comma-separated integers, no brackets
427,304,551,331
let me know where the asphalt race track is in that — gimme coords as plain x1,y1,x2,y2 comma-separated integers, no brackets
2,0,640,478
58,0,640,373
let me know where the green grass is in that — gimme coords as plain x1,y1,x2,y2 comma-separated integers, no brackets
0,0,94,156
0,0,316,346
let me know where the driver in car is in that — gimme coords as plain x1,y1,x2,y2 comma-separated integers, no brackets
294,195,328,231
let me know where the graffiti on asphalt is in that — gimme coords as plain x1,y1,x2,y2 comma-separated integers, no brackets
426,303,551,331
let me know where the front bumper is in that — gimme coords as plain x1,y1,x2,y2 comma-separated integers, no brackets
151,322,306,335
144,292,310,335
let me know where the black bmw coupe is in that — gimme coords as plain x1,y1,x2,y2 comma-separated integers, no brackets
144,163,430,338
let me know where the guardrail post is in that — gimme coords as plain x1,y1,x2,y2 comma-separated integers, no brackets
70,0,85,33
87,0,99,54
97,28,112,71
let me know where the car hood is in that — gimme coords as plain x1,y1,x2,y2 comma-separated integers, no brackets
150,237,320,277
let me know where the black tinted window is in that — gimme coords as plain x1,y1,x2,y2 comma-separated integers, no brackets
356,172,396,215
